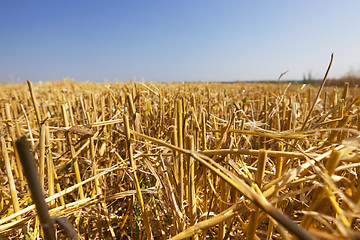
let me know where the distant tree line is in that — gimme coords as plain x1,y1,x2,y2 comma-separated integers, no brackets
302,70,360,87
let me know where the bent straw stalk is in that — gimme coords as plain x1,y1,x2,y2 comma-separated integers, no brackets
130,130,314,240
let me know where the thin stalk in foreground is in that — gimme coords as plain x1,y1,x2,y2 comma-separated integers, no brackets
301,53,334,131
16,136,55,240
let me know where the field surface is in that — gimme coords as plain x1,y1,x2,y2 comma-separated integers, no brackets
0,80,360,239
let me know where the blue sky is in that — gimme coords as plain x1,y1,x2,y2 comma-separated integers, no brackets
1,1,360,82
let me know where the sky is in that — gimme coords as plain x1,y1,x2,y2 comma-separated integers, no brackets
1,1,360,83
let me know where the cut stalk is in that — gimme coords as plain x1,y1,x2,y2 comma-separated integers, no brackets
0,135,20,218
185,136,197,236
123,114,153,239
176,99,184,217
246,149,267,240
5,103,23,183
27,80,42,127
39,124,46,188
45,126,56,208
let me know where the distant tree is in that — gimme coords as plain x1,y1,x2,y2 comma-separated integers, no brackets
302,71,313,84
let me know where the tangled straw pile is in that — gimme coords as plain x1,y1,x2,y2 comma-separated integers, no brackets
0,79,360,239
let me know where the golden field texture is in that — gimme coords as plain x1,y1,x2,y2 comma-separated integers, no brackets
0,80,360,239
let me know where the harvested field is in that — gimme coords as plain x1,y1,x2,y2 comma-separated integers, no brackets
0,79,360,239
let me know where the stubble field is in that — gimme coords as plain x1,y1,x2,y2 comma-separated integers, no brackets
0,80,360,239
